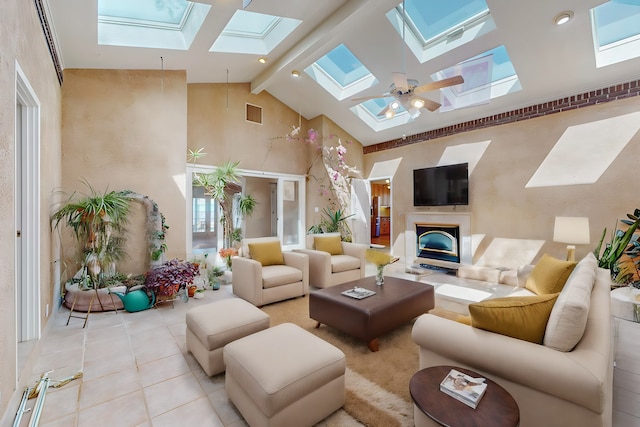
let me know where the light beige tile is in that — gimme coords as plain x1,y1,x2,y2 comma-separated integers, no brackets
132,336,182,365
151,396,224,427
77,390,148,427
138,353,191,387
82,350,136,382
143,372,205,418
37,383,80,425
32,347,84,375
38,413,77,427
207,388,244,426
79,365,142,410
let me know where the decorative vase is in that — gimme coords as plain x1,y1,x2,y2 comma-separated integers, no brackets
188,285,197,297
226,256,232,271
376,265,385,286
211,279,221,290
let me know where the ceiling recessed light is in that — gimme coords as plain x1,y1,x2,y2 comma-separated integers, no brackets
291,70,300,77
258,57,267,64
554,11,574,25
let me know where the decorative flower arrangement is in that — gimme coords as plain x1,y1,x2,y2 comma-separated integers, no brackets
219,247,238,270
144,259,199,297
278,127,360,215
366,249,399,285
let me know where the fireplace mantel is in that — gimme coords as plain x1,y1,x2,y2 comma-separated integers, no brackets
406,212,472,267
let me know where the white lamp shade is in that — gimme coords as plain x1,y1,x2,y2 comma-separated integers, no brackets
553,216,590,244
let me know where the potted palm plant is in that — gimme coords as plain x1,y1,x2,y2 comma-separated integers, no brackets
193,160,257,249
52,183,133,288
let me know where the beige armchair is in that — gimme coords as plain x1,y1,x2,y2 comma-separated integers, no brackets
232,237,309,306
294,233,367,289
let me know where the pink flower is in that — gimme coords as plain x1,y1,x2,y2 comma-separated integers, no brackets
307,129,319,143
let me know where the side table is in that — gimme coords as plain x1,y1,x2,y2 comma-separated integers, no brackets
410,365,519,427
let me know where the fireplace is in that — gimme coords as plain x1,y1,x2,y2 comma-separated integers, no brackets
416,223,460,263
405,212,472,267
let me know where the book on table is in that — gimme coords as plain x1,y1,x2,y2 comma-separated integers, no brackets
439,369,487,409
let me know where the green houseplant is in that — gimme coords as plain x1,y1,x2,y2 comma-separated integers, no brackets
193,160,257,248
52,183,133,288
594,208,640,286
307,207,354,241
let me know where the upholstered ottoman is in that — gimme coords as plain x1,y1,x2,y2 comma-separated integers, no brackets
186,298,270,376
224,322,346,427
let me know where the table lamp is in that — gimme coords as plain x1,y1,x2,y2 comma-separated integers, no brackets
553,216,590,262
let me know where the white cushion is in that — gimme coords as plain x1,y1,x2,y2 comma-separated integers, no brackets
543,253,597,351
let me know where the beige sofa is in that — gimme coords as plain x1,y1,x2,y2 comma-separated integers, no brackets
412,256,613,427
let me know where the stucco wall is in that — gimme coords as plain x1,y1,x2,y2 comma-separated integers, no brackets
364,96,640,265
61,69,187,273
0,0,62,419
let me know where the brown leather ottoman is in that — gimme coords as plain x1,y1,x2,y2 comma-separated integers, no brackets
309,276,435,351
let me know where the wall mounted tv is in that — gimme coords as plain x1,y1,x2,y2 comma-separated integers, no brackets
413,163,469,206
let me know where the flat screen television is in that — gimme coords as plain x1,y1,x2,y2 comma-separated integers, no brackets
413,163,469,206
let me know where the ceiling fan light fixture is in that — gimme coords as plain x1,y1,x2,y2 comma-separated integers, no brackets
411,97,425,109
408,107,421,119
385,109,396,119
554,11,574,25
390,100,400,110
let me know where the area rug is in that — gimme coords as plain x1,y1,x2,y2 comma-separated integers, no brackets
260,296,418,427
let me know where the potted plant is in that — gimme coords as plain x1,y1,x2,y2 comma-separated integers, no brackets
52,182,133,289
144,259,199,303
307,207,354,241
193,160,257,249
207,265,225,290
594,208,640,286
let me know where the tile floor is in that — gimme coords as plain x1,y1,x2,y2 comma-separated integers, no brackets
23,284,243,427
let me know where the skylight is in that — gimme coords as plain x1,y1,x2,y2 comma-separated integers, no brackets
386,0,495,64
210,10,301,55
433,45,521,112
350,97,413,131
304,44,378,101
591,0,640,68
98,0,210,50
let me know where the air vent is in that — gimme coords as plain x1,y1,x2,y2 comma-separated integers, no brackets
246,103,263,124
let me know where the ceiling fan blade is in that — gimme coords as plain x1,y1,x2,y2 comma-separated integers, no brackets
351,94,387,102
414,75,464,95
413,96,441,112
392,72,408,91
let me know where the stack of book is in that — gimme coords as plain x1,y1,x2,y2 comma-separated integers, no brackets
439,368,487,409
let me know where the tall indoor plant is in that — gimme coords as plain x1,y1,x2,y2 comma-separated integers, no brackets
193,160,256,248
52,183,133,288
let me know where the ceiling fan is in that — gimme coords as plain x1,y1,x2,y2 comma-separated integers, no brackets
351,0,464,119
352,73,464,118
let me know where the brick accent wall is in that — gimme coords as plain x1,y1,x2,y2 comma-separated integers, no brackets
364,79,640,154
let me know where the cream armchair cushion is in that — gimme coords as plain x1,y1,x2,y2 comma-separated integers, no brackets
294,233,367,289
232,237,308,306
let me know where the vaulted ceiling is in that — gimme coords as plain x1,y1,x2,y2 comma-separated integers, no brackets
46,0,640,146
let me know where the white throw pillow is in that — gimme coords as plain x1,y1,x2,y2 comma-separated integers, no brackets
543,253,597,351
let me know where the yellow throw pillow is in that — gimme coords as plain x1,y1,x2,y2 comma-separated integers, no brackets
525,254,576,295
248,241,284,266
469,294,559,344
314,235,343,255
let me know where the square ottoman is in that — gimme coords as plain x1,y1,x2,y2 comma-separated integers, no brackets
224,322,346,427
186,298,270,376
